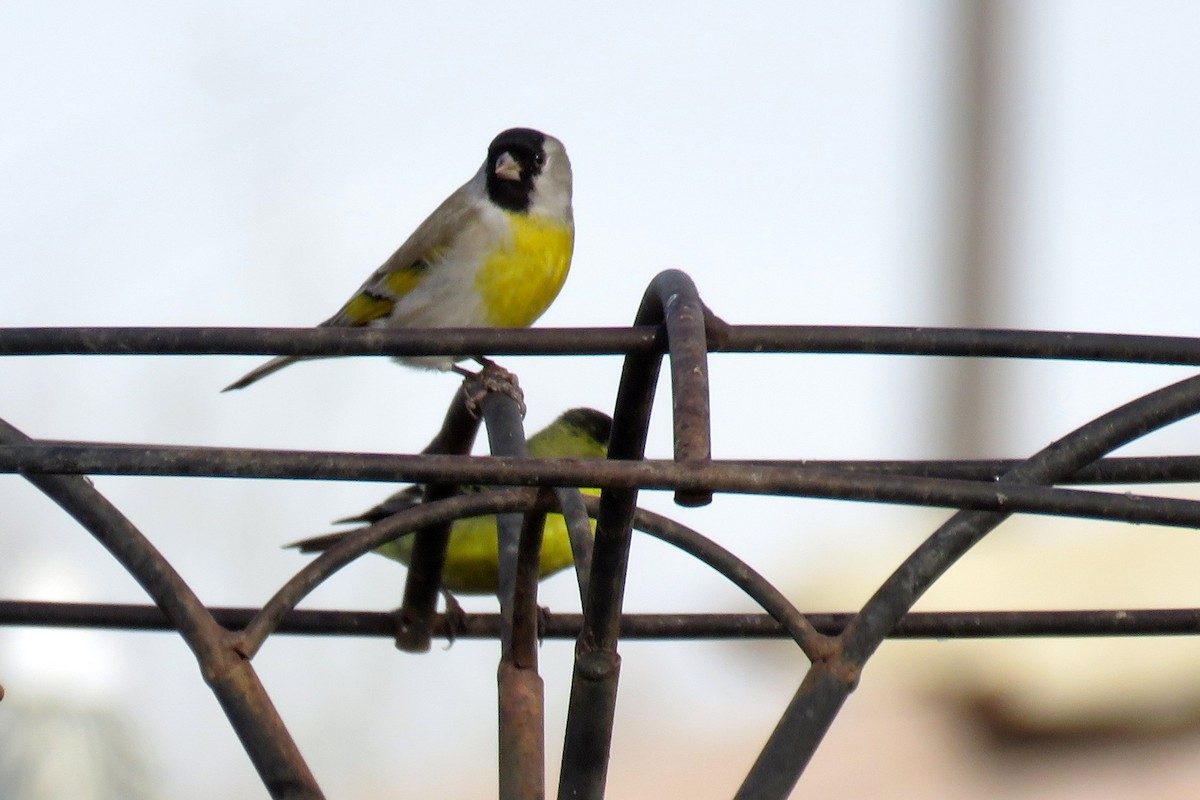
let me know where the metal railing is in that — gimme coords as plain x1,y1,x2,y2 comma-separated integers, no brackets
4,269,1200,798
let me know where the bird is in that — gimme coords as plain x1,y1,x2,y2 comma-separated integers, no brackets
287,408,612,594
223,127,574,392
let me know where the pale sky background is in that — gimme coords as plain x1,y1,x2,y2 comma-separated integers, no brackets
3,2,1200,798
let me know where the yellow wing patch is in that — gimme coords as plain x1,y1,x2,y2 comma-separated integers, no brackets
340,292,394,325
476,214,574,327
385,260,431,298
337,261,432,326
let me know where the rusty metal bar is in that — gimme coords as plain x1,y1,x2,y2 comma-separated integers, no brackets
761,454,1200,484
715,325,1200,364
498,494,549,800
555,485,594,602
557,273,674,800
0,325,661,358
646,269,715,507
238,490,545,656
479,385,532,647
238,490,821,660
419,385,485,457
738,369,1200,799
850,372,1200,659
620,501,828,660
0,416,324,799
11,443,1200,530
13,303,1200,798
11,443,1200,488
477,385,548,800
12,324,1200,367
498,661,545,800
8,601,1200,639
394,384,481,653
508,497,548,666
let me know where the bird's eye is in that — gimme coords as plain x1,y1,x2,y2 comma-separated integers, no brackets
534,151,546,167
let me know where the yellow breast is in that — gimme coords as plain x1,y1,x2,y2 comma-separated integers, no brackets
476,213,574,327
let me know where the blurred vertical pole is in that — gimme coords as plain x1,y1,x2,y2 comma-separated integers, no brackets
942,0,1015,457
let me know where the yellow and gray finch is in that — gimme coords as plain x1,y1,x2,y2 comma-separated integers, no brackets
287,408,612,593
223,128,574,391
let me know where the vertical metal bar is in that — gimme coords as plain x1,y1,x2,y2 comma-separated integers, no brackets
498,661,546,800
509,500,548,668
554,486,594,603
394,384,481,652
479,385,547,800
498,504,549,800
554,419,652,800
557,269,718,797
479,387,531,649
557,278,667,800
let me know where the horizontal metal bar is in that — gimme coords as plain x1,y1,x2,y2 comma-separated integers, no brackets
2,601,1198,639
15,441,1200,488
5,325,1200,365
720,325,1200,364
7,442,1200,529
788,455,1200,485
0,326,662,358
19,444,1200,487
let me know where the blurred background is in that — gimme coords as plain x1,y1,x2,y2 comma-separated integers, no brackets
4,1,1200,797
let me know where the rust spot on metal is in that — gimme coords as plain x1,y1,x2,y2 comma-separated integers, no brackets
498,661,546,800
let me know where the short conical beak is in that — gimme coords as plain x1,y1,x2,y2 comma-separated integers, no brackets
494,151,522,181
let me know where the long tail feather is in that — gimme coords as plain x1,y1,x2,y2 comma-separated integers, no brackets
285,531,349,554
221,355,305,392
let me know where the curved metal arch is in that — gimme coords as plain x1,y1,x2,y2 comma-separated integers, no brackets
737,369,1200,799
0,416,323,799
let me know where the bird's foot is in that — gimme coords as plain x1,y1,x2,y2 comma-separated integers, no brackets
457,358,526,417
